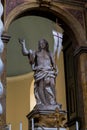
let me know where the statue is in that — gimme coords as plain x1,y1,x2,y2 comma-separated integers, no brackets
19,38,62,111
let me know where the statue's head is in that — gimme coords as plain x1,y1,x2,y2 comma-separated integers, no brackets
38,39,49,52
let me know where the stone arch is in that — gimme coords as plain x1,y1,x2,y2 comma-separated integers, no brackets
5,1,86,129
4,1,86,46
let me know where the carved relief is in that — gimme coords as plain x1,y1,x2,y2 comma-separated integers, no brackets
27,109,66,129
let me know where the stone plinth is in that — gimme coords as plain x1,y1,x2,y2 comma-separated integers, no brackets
27,109,66,130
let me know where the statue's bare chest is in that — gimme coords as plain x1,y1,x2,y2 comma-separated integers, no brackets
37,51,50,59
36,51,51,66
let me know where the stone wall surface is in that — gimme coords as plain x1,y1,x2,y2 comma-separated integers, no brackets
3,0,87,130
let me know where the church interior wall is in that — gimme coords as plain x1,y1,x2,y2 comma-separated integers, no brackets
6,16,67,130
0,0,87,130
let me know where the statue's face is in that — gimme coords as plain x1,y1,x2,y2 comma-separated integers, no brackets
39,39,46,49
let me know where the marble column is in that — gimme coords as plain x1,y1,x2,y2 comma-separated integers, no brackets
0,0,5,129
0,1,11,130
0,34,11,130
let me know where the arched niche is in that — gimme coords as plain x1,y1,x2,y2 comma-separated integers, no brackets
6,15,66,129
4,1,86,46
5,1,86,130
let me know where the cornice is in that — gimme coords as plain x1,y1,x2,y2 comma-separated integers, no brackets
1,34,11,43
52,0,86,8
74,46,87,56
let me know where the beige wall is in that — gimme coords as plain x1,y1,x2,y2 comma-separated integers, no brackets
56,52,66,110
6,52,67,130
6,73,33,130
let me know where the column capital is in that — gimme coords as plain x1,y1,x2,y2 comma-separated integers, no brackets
1,34,11,43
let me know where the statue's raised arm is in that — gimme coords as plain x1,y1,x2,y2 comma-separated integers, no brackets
19,38,29,56
19,38,35,68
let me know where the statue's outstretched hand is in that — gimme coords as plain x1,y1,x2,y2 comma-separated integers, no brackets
19,38,25,45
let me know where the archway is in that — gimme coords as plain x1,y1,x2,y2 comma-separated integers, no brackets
4,2,86,46
6,15,66,130
5,1,85,130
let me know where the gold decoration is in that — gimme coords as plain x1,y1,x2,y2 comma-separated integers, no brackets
31,109,66,128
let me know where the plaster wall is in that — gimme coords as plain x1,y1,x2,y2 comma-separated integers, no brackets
6,73,33,130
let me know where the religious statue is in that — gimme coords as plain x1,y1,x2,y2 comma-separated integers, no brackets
19,37,67,129
19,38,62,111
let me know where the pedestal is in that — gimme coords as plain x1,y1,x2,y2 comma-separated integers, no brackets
27,109,66,130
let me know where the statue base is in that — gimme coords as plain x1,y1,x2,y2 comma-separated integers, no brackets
27,107,66,130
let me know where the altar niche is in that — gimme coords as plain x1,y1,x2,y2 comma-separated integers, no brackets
19,38,67,129
5,1,86,129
